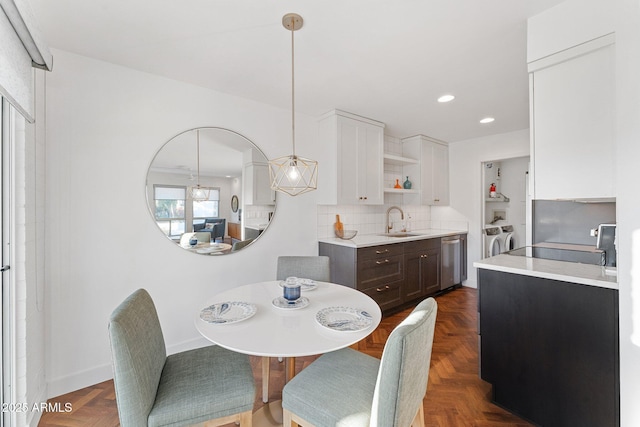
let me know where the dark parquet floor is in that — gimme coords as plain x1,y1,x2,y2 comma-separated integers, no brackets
38,287,532,427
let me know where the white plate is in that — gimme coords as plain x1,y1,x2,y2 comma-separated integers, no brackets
272,296,310,310
278,278,318,291
316,306,373,332
197,246,223,254
200,301,257,324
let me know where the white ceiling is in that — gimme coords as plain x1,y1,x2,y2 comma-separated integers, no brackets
29,0,564,143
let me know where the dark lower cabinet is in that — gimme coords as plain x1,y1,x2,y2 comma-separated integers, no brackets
478,269,619,427
405,240,440,299
319,234,466,313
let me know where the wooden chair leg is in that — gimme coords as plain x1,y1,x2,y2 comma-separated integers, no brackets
239,409,253,427
282,408,294,427
284,410,317,427
411,402,425,427
262,356,270,403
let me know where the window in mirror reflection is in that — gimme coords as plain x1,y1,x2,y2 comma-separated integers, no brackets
193,188,220,218
154,185,186,238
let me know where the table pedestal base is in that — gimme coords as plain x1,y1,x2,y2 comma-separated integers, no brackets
253,400,283,427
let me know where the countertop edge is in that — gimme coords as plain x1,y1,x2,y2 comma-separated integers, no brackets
318,229,467,248
474,255,618,290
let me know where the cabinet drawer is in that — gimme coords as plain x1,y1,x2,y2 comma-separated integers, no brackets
404,238,440,252
360,280,402,312
358,243,403,261
356,254,404,290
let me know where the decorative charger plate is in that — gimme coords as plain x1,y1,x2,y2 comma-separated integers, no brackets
200,301,257,324
278,278,318,291
272,296,310,310
316,306,373,332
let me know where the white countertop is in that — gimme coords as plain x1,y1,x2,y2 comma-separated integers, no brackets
244,223,269,231
473,254,618,290
318,228,467,248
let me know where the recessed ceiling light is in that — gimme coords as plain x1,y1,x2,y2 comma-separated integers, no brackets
437,94,455,103
480,117,495,124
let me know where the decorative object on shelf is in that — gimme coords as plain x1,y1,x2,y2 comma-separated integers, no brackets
394,179,402,189
231,195,239,212
403,176,412,189
190,129,212,201
334,214,344,238
268,13,318,196
489,182,497,198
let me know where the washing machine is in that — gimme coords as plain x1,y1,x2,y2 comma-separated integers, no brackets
499,225,516,253
483,226,502,258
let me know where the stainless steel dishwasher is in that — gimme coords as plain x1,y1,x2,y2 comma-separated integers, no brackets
441,236,461,289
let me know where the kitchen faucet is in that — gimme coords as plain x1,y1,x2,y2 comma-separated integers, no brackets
386,206,404,233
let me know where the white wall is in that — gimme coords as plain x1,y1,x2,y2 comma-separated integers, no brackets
527,0,615,62
440,129,530,287
43,49,324,397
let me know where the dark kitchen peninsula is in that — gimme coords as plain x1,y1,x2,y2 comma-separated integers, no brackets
475,255,619,427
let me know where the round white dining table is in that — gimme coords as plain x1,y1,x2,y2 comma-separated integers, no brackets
195,280,382,358
194,280,382,427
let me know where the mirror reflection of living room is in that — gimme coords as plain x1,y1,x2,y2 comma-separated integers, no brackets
193,218,225,243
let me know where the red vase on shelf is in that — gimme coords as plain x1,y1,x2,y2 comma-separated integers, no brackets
394,179,402,189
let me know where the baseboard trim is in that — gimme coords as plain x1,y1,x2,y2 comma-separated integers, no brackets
46,336,212,398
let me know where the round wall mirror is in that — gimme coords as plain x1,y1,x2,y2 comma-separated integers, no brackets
146,127,276,255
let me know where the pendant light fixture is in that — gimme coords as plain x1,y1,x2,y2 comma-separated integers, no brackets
268,13,318,196
190,129,211,201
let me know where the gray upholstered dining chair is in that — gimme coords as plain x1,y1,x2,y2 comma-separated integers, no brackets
179,231,211,246
108,289,255,427
232,238,254,251
276,256,331,283
260,256,331,403
282,297,438,427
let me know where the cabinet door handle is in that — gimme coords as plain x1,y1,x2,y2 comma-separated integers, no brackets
376,285,391,292
375,249,389,254
434,198,440,202
375,259,390,265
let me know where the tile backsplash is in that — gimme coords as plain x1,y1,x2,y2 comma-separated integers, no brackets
317,204,468,239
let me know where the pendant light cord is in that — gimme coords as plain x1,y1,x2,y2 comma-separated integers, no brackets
196,129,201,187
290,17,296,157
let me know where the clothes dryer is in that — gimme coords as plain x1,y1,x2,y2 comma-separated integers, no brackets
499,225,516,253
483,226,502,258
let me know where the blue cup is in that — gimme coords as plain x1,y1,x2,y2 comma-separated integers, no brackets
283,277,301,303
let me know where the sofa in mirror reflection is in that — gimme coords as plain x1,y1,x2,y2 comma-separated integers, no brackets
193,218,226,243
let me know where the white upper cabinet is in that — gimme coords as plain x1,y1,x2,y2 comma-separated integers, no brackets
529,34,615,200
318,110,384,205
401,135,450,206
243,162,275,205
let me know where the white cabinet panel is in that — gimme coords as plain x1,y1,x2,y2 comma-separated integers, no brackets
319,110,384,205
243,162,275,205
531,40,615,200
401,135,449,206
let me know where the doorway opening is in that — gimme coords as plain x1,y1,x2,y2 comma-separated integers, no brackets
480,156,530,259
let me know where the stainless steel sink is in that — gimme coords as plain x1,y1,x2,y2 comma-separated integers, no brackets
377,232,422,238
